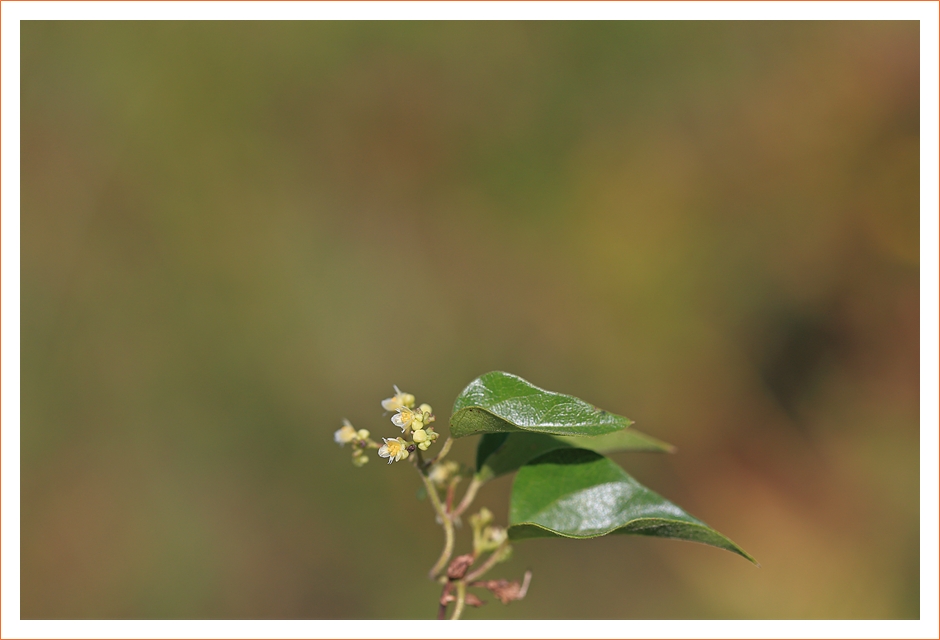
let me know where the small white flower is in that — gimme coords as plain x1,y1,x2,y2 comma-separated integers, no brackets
381,385,415,412
391,406,416,432
485,526,508,548
378,437,410,464
334,419,358,446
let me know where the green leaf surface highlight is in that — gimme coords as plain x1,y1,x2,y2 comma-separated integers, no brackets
508,448,757,564
450,371,633,438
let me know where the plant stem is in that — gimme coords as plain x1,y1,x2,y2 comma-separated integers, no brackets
518,570,532,599
437,582,453,620
452,476,483,518
464,539,509,583
425,436,453,467
450,581,466,620
445,477,459,514
419,469,455,580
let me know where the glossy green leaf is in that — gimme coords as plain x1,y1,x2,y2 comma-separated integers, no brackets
476,433,568,482
450,371,632,438
564,429,675,454
508,448,757,564
475,429,675,482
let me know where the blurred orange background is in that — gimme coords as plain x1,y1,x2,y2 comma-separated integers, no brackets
20,21,919,619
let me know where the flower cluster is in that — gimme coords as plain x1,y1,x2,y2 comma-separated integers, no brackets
333,385,441,466
470,507,509,558
332,383,530,619
427,460,461,489
382,386,440,460
333,419,376,467
387,388,438,450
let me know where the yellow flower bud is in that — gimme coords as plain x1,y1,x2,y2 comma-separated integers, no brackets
419,403,432,415
412,429,428,443
352,453,369,467
357,429,370,440
418,441,431,451
471,507,494,529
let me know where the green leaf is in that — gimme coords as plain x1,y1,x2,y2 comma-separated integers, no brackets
563,429,676,454
508,448,757,564
451,371,633,438
476,433,569,482
475,429,675,482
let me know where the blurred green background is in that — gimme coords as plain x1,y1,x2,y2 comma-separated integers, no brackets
20,21,920,619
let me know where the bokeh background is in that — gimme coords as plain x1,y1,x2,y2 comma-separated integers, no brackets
20,21,920,619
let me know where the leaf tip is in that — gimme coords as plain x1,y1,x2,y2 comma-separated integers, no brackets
733,547,760,566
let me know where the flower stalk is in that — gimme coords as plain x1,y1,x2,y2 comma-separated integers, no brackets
332,384,530,619
465,539,510,583
453,475,483,518
450,581,467,620
419,464,455,580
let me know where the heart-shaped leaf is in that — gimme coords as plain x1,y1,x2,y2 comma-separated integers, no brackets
450,371,632,438
508,448,757,564
476,429,675,482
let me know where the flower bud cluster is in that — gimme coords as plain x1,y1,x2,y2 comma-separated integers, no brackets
333,419,376,466
470,507,510,558
427,460,461,489
384,386,439,451
389,395,439,452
